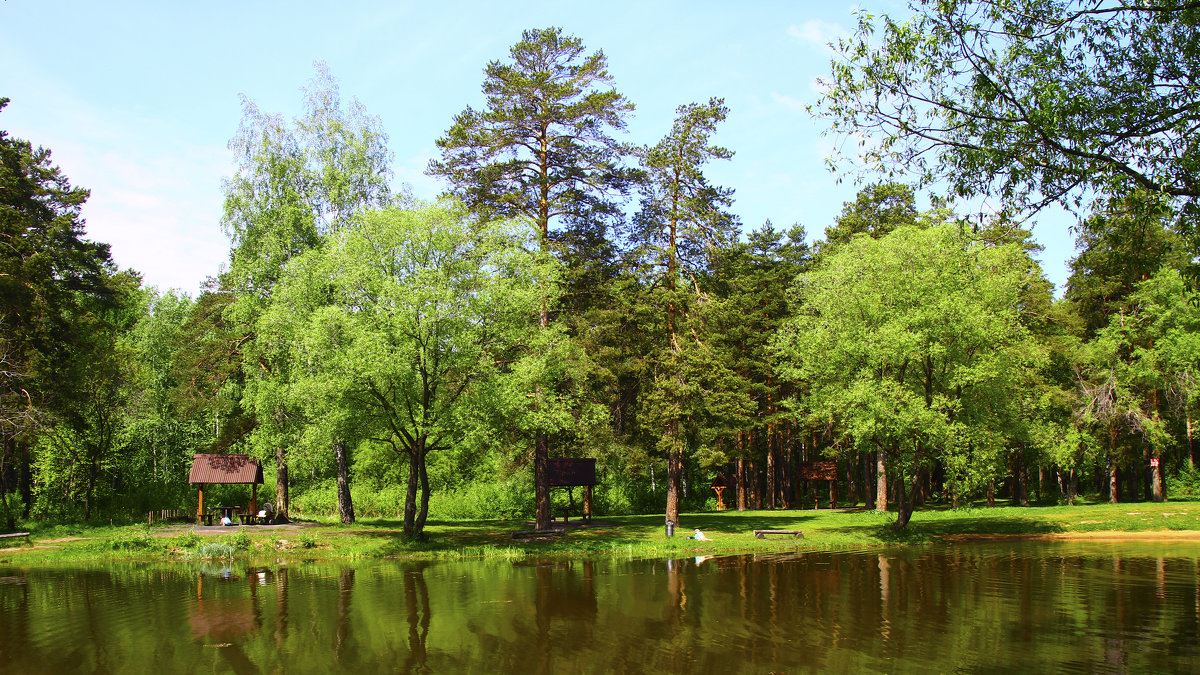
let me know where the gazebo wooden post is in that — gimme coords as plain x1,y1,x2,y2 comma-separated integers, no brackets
585,485,593,522
197,484,205,525
251,484,258,516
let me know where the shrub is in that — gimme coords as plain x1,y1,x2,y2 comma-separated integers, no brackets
227,528,252,551
427,477,534,521
173,529,201,549
291,483,338,517
195,542,237,560
1170,464,1200,498
107,527,156,551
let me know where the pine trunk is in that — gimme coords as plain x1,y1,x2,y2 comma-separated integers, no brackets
766,421,777,510
666,439,682,525
874,445,888,512
736,453,747,511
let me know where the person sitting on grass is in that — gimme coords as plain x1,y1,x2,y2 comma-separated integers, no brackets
693,528,712,541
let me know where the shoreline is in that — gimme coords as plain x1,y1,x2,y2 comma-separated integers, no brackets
6,501,1200,562
942,530,1200,542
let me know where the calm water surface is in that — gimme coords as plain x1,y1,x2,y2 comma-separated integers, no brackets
2,542,1199,673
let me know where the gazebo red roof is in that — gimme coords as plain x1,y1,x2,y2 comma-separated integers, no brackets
188,454,264,485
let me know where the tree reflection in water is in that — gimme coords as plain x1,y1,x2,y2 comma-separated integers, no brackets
5,544,1200,672
334,567,355,665
403,563,432,674
189,566,271,675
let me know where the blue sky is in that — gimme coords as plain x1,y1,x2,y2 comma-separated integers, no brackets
1,1,1077,297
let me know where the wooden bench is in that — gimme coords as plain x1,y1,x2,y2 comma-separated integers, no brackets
512,528,566,539
0,532,31,545
753,529,804,539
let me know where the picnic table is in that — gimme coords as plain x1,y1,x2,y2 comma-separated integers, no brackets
212,506,243,525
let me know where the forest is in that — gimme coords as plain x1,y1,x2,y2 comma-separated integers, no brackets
4,3,1200,537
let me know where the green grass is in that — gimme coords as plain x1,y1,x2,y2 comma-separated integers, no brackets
4,499,1200,566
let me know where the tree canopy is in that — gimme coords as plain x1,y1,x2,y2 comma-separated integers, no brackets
776,224,1046,528
263,200,549,537
815,1,1200,220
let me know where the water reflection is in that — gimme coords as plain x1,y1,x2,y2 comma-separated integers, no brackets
403,563,430,674
3,543,1200,672
189,566,267,674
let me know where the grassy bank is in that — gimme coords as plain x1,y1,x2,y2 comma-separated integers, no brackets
4,499,1200,566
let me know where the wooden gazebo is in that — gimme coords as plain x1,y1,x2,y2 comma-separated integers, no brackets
189,454,264,524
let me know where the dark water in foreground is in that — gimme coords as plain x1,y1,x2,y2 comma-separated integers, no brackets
2,542,1200,673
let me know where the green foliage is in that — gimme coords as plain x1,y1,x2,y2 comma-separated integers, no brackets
630,97,752,521
107,527,155,551
818,182,919,254
815,1,1200,221
429,27,635,235
1065,191,1184,336
172,529,201,550
19,25,1200,532
263,201,550,536
777,223,1049,526
227,528,252,551
194,542,237,560
298,532,317,549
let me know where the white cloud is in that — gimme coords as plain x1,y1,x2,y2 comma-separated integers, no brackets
394,149,443,201
787,20,849,51
21,107,234,298
74,141,231,297
770,92,807,112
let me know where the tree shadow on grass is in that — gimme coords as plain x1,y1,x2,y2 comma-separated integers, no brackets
854,515,1068,545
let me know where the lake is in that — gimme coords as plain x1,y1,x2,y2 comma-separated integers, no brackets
2,542,1199,673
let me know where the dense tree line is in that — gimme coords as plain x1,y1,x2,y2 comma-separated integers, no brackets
4,6,1200,534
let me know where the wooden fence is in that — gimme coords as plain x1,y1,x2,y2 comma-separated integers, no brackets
147,509,191,524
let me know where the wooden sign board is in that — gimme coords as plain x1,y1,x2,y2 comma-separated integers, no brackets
798,461,837,481
547,458,597,486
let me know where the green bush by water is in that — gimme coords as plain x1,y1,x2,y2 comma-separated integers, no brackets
106,527,156,551
228,528,252,551
194,542,237,560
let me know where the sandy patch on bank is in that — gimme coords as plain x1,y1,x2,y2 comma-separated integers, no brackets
943,530,1200,542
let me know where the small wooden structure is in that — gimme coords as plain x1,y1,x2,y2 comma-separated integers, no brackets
547,458,596,523
189,454,264,525
798,460,838,509
710,473,730,511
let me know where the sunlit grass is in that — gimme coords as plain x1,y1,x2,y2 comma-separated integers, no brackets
5,499,1200,566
